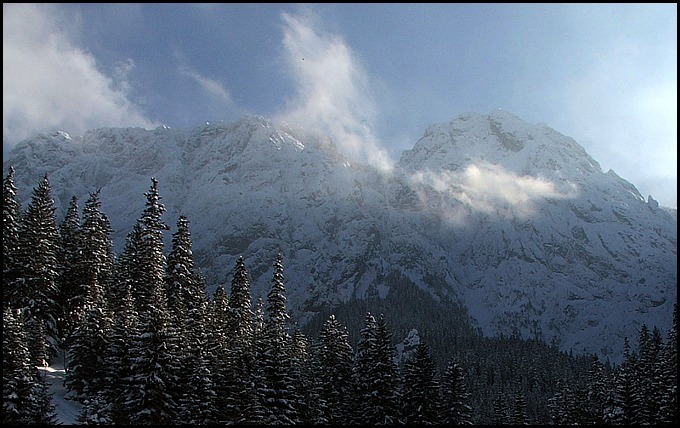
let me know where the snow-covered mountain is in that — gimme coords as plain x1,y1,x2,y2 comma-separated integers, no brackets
4,110,676,362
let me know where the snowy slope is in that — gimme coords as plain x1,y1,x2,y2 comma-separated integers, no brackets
41,364,80,425
4,110,676,362
397,110,677,357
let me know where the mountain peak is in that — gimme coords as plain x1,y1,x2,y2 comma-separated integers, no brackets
3,110,676,363
398,110,603,184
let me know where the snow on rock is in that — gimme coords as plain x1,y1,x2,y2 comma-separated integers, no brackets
4,111,676,363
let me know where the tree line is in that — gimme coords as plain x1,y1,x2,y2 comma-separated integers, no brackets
3,168,676,425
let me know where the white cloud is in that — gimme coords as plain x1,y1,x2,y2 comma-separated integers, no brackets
410,162,578,223
177,65,237,108
2,4,157,146
274,10,393,172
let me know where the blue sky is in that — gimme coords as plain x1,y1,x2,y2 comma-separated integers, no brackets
3,3,677,207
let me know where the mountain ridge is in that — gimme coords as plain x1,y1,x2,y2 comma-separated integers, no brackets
4,110,676,363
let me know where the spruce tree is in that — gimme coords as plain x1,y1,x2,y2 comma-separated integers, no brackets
181,333,217,424
56,195,81,350
631,324,655,424
351,312,401,425
122,178,180,424
179,292,217,425
130,177,169,311
63,274,110,401
3,307,37,424
317,314,354,425
610,337,636,424
78,190,115,309
257,253,300,424
648,326,666,421
208,285,230,360
584,354,609,424
492,391,508,425
658,303,677,424
290,326,324,424
440,358,473,425
252,297,265,342
207,284,231,423
374,314,402,424
101,281,138,425
216,256,261,423
165,214,196,328
15,174,61,366
511,390,528,425
3,166,22,310
351,312,378,424
229,255,254,341
3,307,57,425
32,370,58,425
76,388,113,425
547,378,578,425
166,215,216,424
401,342,440,424
64,190,116,402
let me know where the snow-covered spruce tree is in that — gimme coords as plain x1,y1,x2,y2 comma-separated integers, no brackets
511,390,528,425
215,256,262,424
180,298,217,425
290,326,325,424
228,256,254,343
350,312,401,425
3,307,57,425
128,178,170,312
3,167,22,310
649,326,666,421
207,284,230,422
351,312,378,424
631,324,655,424
239,299,268,420
547,378,579,425
64,190,115,400
208,285,230,365
63,270,110,401
658,302,677,424
122,178,181,425
316,314,354,425
166,215,216,424
252,297,265,344
56,195,81,350
601,372,624,425
165,214,196,330
78,190,115,312
15,174,61,367
63,189,115,386
583,354,610,425
113,224,142,315
256,253,301,424
491,391,508,425
101,281,139,425
439,358,472,425
401,342,440,424
3,306,36,424
91,226,144,425
608,337,636,424
374,314,403,423
76,230,122,426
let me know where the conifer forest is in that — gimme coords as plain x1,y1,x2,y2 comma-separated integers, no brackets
3,168,677,425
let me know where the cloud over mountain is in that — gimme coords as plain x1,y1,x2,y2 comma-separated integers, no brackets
2,4,157,146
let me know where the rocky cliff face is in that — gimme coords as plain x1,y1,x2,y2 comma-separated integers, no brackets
4,110,676,361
